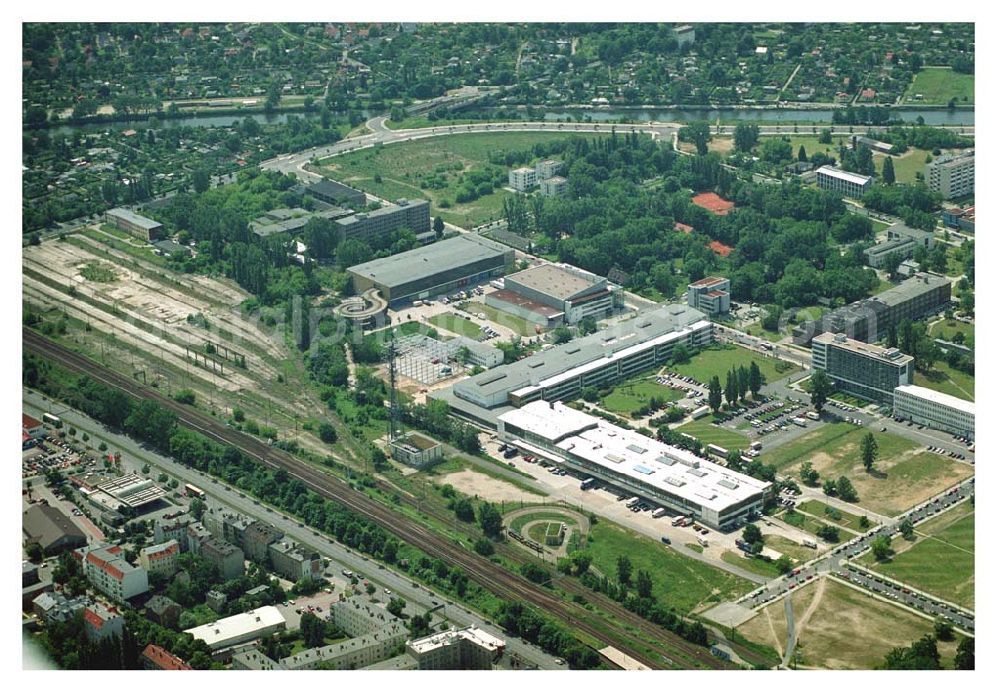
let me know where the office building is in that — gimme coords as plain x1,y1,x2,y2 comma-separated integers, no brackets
498,401,770,531
887,222,934,250
139,539,180,578
268,539,322,582
185,606,286,651
816,166,873,198
348,234,513,309
539,175,569,198
105,207,163,241
687,276,731,315
406,626,505,670
508,167,537,192
852,136,894,155
23,503,87,556
811,333,914,405
941,206,974,232
305,179,366,206
534,159,564,180
334,198,430,243
926,150,974,200
893,385,975,440
330,599,400,638
77,543,149,602
864,223,933,268
435,304,712,427
488,263,621,326
793,272,951,345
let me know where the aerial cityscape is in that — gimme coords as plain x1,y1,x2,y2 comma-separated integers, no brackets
21,20,976,672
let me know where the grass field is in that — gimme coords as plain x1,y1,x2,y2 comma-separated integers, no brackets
915,360,975,402
585,520,755,613
872,148,934,185
782,510,848,543
764,534,823,564
669,346,802,387
460,301,541,337
600,377,684,415
427,313,483,338
763,422,973,516
508,510,581,535
318,131,606,228
676,417,749,450
929,319,974,348
905,67,975,105
859,499,974,608
776,135,852,159
721,550,782,578
737,578,960,669
744,323,784,342
797,499,866,533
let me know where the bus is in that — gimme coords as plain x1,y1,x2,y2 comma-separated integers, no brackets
652,507,666,518
580,477,596,491
42,413,62,428
185,484,206,500
706,444,729,459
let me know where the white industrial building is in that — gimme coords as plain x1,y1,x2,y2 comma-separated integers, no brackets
498,401,770,531
893,385,975,440
186,606,286,651
816,166,873,198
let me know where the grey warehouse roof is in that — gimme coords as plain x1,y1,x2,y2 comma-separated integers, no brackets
107,207,162,230
347,234,509,289
507,263,603,301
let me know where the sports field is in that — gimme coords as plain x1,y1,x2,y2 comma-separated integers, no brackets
737,578,960,669
669,346,801,386
676,417,748,450
859,499,974,608
584,520,755,614
905,67,975,104
764,422,972,516
318,131,607,228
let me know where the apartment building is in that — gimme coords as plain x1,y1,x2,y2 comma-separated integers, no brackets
926,150,974,200
534,159,564,180
268,539,322,582
508,167,537,192
539,175,568,197
334,199,430,243
816,166,873,198
811,332,914,405
406,626,505,670
200,538,245,580
77,543,149,602
139,539,180,578
83,603,125,643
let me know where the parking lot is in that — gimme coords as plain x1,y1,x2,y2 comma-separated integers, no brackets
22,437,90,479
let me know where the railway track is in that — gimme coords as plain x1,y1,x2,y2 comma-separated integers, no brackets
24,329,736,670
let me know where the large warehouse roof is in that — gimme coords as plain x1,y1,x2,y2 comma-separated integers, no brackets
501,402,770,512
186,606,285,649
107,207,162,230
506,263,603,301
347,234,510,289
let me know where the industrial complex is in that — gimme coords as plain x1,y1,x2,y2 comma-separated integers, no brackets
486,263,622,327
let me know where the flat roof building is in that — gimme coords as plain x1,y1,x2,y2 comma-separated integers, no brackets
490,263,620,325
186,606,286,651
539,175,569,198
793,272,951,345
406,626,506,670
306,179,366,206
534,159,564,181
335,198,430,243
886,222,934,249
95,473,166,509
508,167,537,192
674,24,696,47
348,234,513,308
812,332,914,406
927,150,974,200
865,237,916,268
893,385,975,440
687,276,731,315
816,166,873,199
499,401,770,531
268,539,322,582
23,503,87,556
106,207,163,241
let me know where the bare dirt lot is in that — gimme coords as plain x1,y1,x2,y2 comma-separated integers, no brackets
434,468,542,504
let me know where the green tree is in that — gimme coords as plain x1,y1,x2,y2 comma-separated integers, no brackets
26,541,44,563
724,369,737,407
192,167,210,194
189,498,205,521
453,498,475,523
954,636,974,670
681,121,711,155
859,515,871,529
616,554,633,586
742,523,763,545
799,461,820,486
775,555,794,574
934,619,954,641
859,431,879,473
708,375,723,413
870,535,893,561
733,123,760,153
822,478,838,496
672,343,691,365
819,128,833,144
836,476,857,502
387,597,406,618
748,361,763,397
898,518,914,540
473,537,494,556
578,316,598,336
300,612,326,648
477,502,503,538
798,145,808,162
882,156,896,185
552,325,573,345
809,370,833,413
317,422,338,444
433,216,445,239
635,569,653,598
816,524,840,542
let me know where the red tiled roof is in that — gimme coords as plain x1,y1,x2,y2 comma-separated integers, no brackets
23,414,42,430
706,290,728,298
689,276,726,288
691,192,735,215
148,542,179,560
707,241,733,258
86,549,125,580
84,607,105,629
142,644,193,671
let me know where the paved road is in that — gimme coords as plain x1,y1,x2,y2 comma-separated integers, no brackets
781,595,796,669
22,387,565,670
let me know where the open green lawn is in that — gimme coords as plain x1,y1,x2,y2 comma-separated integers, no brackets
915,360,975,402
460,301,541,337
928,319,974,348
427,313,483,338
318,131,607,228
905,67,975,104
764,422,973,516
871,279,896,295
600,377,684,415
782,509,849,542
676,417,749,450
669,345,802,386
859,500,974,608
744,323,784,342
722,550,782,578
872,148,934,185
764,534,823,564
780,135,852,159
585,520,755,613
797,499,866,533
